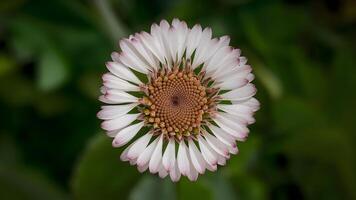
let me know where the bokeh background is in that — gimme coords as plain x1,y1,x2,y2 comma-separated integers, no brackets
1,0,356,199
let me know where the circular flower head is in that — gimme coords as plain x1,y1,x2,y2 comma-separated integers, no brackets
98,19,260,182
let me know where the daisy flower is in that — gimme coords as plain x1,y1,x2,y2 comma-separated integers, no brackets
97,19,259,182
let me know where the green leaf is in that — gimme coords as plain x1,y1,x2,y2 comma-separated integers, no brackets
205,172,237,200
129,176,176,200
285,128,356,199
0,166,69,200
178,177,213,200
0,53,16,77
0,135,68,200
37,49,68,91
71,134,141,200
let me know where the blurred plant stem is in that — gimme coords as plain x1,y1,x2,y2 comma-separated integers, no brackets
93,0,128,41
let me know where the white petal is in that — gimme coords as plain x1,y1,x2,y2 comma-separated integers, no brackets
238,56,248,66
97,103,137,120
239,97,260,112
139,31,166,64
101,113,140,131
118,51,150,74
106,130,118,138
120,142,134,161
137,163,149,173
177,140,190,176
220,83,257,102
127,133,152,160
204,46,235,75
208,124,238,145
120,36,155,70
218,104,253,116
103,89,138,104
219,66,252,81
129,158,137,165
218,35,230,47
246,73,255,82
217,154,227,166
203,130,229,158
205,162,217,172
186,24,202,59
112,121,144,147
197,36,232,70
136,136,160,167
149,135,164,173
106,61,142,85
187,156,199,181
214,78,248,90
218,104,255,124
192,27,212,68
169,160,181,182
166,27,179,63
102,73,140,91
214,113,248,139
162,138,175,171
197,135,218,167
128,36,159,70
98,95,117,104
188,139,206,174
213,63,250,81
158,164,168,178
119,38,152,72
159,20,176,64
208,52,240,77
171,19,188,63
228,144,239,155
151,22,172,67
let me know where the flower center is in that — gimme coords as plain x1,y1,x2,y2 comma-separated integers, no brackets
171,95,180,106
139,65,217,140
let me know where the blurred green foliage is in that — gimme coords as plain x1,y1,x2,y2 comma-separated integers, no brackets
1,0,356,199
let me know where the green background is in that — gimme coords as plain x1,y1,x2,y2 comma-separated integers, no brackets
1,0,355,199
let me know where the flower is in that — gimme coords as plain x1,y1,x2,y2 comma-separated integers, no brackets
97,19,260,182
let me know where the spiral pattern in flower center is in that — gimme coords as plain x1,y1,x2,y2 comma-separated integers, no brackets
140,66,217,140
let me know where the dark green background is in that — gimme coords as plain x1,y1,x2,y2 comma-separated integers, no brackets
1,0,355,199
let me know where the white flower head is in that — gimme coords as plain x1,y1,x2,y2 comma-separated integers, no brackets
98,19,260,182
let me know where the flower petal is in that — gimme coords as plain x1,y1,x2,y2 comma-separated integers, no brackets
192,27,212,68
137,163,149,173
101,113,140,131
127,133,152,160
103,89,138,104
102,73,140,91
162,137,175,171
218,104,255,124
169,160,181,182
177,140,190,176
197,135,218,167
112,121,144,147
203,130,229,158
220,83,257,102
187,156,199,181
239,97,260,112
158,165,168,178
208,124,239,145
214,113,249,140
188,139,206,174
186,24,202,59
136,136,160,167
138,31,166,64
149,134,164,173
97,103,137,120
106,61,142,85
118,39,151,73
120,142,134,161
